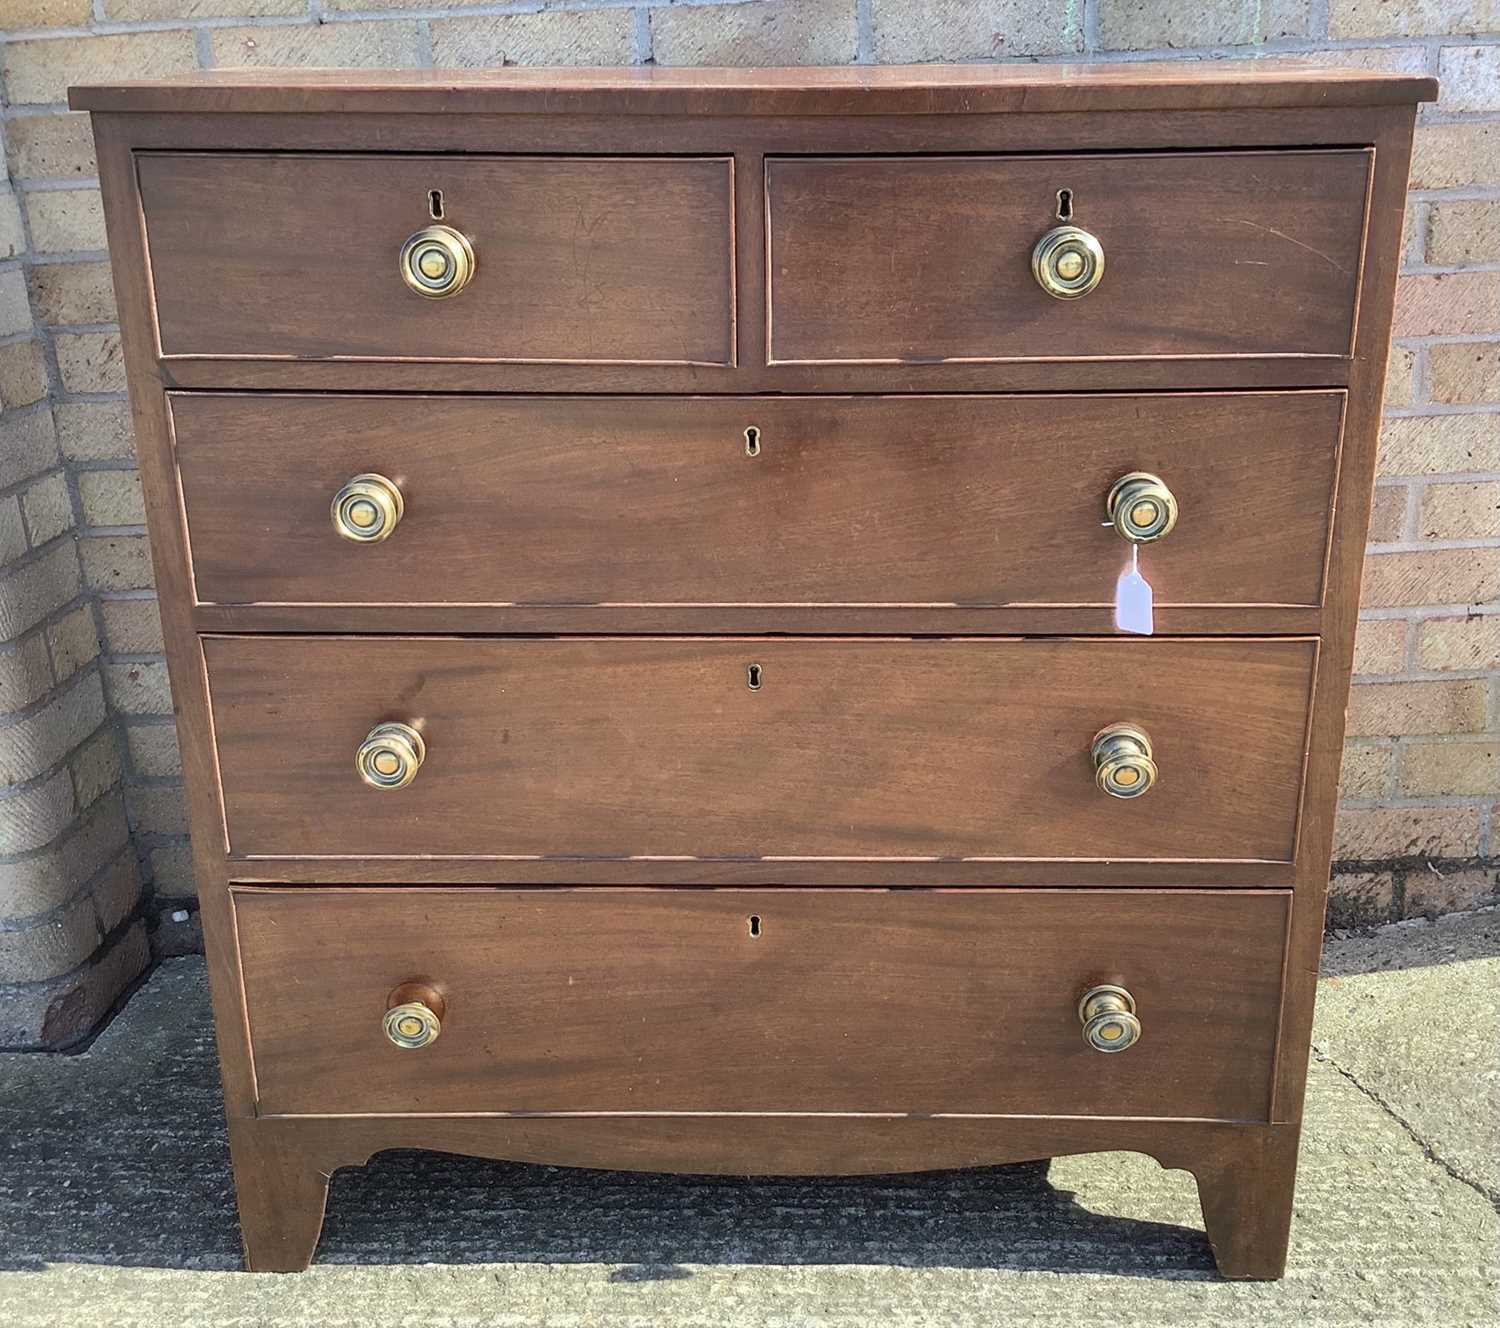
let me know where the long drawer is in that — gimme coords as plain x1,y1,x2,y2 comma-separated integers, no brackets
172,392,1344,613
236,886,1290,1120
137,153,735,364
767,151,1370,362
204,636,1316,862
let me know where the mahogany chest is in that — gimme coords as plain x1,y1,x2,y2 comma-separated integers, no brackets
72,64,1436,1278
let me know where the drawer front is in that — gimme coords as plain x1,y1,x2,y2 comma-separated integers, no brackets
174,391,1343,612
138,153,735,364
236,886,1289,1119
205,636,1315,862
767,151,1369,363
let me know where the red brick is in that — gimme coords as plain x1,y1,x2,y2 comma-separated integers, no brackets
1403,866,1500,918
1346,678,1487,736
1394,272,1500,338
1334,805,1482,859
1360,547,1500,608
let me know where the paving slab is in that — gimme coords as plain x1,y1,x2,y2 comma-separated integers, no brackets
1320,906,1500,1203
0,911,1496,1326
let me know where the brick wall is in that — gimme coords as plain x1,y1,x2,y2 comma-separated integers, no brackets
1,3,1497,1041
1,152,146,1048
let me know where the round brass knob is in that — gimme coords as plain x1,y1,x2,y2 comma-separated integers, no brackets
1092,723,1156,799
1032,225,1105,299
1078,984,1141,1053
383,1001,441,1049
331,473,404,543
399,224,475,299
356,721,425,790
1107,472,1178,544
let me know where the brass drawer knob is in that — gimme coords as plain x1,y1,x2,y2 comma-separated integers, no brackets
1032,225,1105,299
383,982,445,1049
399,224,475,299
1107,472,1178,544
331,473,404,543
356,721,425,790
1092,723,1156,798
382,998,440,1050
1078,984,1141,1053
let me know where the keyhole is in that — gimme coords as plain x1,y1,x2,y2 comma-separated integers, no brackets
747,663,762,690
744,425,761,457
429,189,444,220
748,915,762,938
1056,188,1073,222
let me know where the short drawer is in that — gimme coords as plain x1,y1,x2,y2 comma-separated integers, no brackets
137,153,734,364
173,391,1343,613
204,636,1316,863
235,886,1289,1120
767,151,1370,363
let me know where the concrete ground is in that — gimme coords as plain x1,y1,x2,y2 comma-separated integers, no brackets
0,910,1496,1327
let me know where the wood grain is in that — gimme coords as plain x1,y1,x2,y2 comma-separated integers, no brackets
768,152,1370,363
1272,109,1420,1123
68,62,1439,117
91,116,263,1121
229,1112,1301,1276
190,602,1326,638
98,99,1408,398
73,101,1417,159
152,316,1355,395
234,886,1289,1120
203,636,1317,863
173,391,1344,614
223,857,1294,889
138,153,735,364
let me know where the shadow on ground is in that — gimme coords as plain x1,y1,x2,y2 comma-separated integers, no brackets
0,960,1217,1277
1322,900,1500,976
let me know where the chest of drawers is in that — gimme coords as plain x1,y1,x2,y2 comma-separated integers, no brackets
73,63,1435,1279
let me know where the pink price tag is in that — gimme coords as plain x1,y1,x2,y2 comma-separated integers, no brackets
1114,546,1154,636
